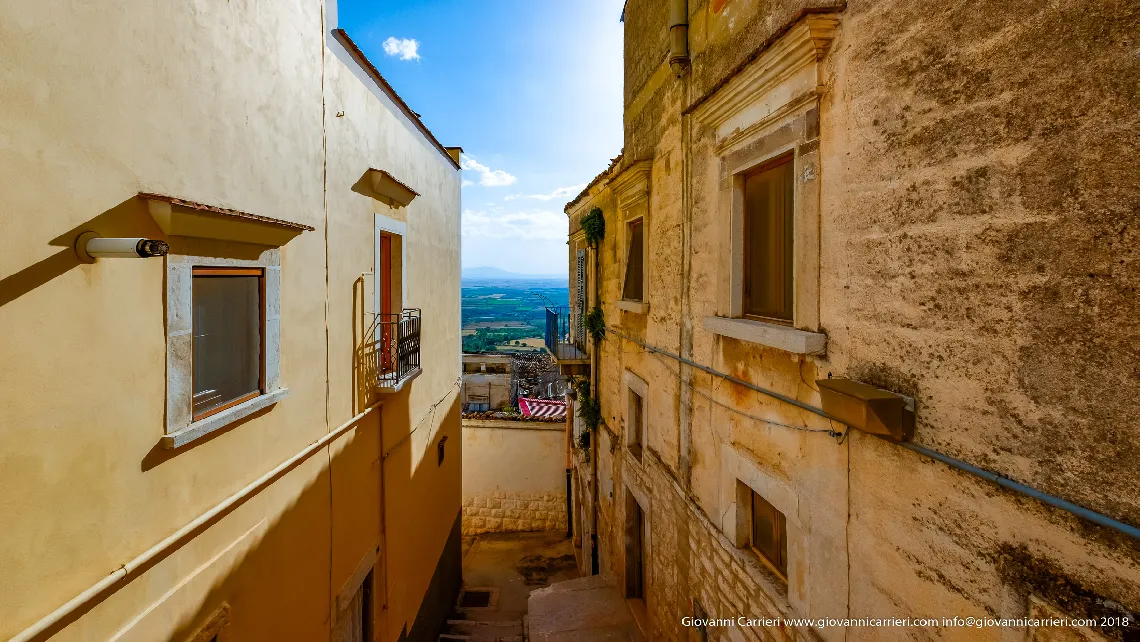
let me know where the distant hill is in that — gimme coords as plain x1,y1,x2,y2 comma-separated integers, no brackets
462,266,566,281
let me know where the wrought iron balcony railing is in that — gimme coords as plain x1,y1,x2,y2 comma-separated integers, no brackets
545,306,588,362
363,308,422,391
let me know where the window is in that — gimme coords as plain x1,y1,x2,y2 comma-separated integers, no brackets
627,388,644,459
624,371,648,460
749,490,788,578
191,267,265,420
622,219,644,301
742,153,794,322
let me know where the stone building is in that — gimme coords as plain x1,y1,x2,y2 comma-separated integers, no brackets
555,0,1139,640
0,1,463,641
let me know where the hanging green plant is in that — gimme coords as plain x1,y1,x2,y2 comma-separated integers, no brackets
585,307,605,343
575,430,592,460
570,376,591,400
579,394,602,433
581,206,606,248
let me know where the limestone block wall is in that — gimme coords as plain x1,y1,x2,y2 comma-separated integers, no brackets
462,419,568,535
462,492,567,535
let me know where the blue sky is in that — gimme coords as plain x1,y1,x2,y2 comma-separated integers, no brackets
338,0,625,276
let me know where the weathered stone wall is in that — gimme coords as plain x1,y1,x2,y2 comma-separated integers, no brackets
571,0,1140,640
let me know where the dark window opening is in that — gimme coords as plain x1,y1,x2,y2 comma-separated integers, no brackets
625,495,646,599
628,389,644,460
622,219,644,302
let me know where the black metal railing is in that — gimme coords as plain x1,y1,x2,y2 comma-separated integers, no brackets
545,306,588,361
363,308,422,389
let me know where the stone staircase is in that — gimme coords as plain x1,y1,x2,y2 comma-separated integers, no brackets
439,587,526,642
438,615,526,641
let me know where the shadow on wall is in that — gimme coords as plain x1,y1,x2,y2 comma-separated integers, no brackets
162,393,463,642
0,196,161,308
13,397,463,642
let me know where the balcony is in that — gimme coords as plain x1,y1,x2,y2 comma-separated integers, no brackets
545,306,589,376
362,309,422,393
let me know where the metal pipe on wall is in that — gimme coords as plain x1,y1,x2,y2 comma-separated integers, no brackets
606,326,1140,542
74,232,168,262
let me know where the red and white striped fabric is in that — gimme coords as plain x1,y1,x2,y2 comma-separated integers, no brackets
518,397,566,419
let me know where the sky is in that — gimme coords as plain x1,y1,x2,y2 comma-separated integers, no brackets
338,0,625,276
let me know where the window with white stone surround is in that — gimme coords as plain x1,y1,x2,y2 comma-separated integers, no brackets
143,193,311,449
164,245,287,449
692,15,838,356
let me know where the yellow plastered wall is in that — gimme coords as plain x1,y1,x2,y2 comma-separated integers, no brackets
0,1,461,640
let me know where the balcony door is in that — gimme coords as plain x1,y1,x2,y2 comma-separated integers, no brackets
378,232,393,372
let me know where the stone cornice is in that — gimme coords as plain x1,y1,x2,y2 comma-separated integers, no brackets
690,14,839,134
611,160,652,213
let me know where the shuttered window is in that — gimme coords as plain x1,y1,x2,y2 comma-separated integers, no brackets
742,154,794,322
575,249,587,345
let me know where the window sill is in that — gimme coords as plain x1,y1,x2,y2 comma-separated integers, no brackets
161,388,290,449
703,316,826,355
616,300,649,315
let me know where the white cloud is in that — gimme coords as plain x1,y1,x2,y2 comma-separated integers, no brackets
463,208,566,241
382,37,420,61
504,184,587,202
460,154,517,187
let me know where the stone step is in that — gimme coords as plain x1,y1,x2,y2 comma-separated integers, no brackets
445,618,524,637
439,634,524,642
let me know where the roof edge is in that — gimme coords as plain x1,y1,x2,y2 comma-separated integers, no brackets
332,29,461,171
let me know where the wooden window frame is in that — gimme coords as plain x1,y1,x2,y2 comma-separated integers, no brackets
740,151,795,325
190,266,267,421
622,217,645,303
748,489,788,580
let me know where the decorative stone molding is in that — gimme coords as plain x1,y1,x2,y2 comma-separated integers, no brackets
691,14,839,153
612,160,652,218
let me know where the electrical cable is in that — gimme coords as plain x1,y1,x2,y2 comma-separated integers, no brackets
649,352,846,440
381,377,461,461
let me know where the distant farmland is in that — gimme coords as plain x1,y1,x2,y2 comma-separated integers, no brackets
461,278,568,353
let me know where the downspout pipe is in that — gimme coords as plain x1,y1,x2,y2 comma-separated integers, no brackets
669,0,689,76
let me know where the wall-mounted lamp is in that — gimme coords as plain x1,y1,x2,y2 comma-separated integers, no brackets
816,378,915,442
75,231,168,263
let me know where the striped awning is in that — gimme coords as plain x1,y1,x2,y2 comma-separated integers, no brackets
518,397,566,419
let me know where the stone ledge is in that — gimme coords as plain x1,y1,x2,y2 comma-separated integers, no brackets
161,388,290,449
703,316,826,355
616,300,649,315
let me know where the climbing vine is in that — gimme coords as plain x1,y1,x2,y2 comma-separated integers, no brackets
581,206,606,248
584,306,605,343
